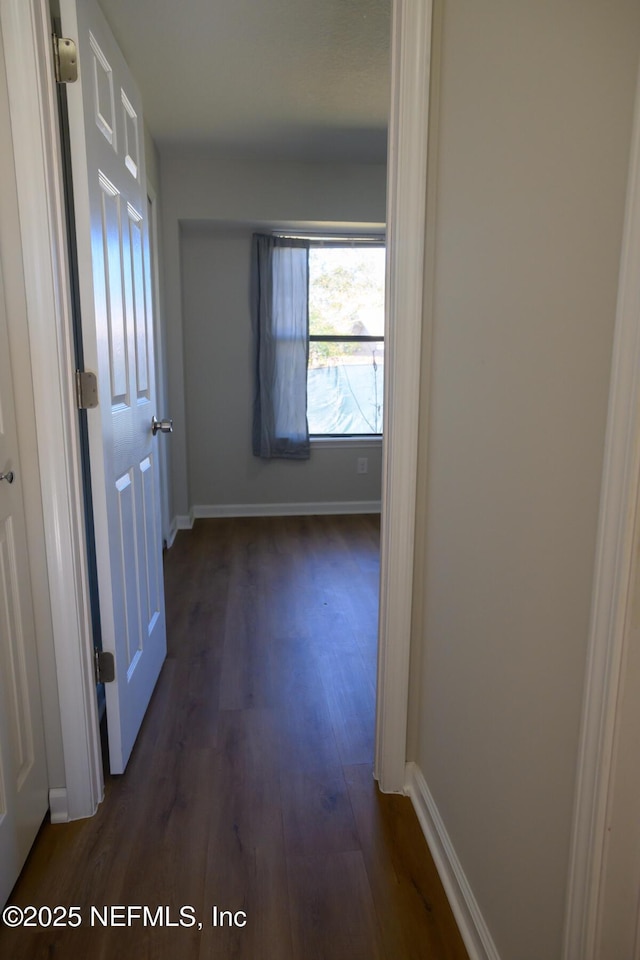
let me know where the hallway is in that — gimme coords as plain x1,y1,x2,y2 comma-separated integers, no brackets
0,515,467,959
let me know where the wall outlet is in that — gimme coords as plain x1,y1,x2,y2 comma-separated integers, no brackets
357,457,368,474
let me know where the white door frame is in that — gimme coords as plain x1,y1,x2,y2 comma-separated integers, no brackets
1,0,433,815
0,0,102,820
562,62,640,960
375,0,433,793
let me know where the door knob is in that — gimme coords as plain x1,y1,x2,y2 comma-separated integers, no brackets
151,416,173,436
0,471,14,484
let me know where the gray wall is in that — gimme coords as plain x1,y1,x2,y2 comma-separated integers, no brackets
181,222,382,510
408,1,640,959
159,150,387,520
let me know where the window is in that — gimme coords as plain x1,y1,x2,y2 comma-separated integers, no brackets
307,242,385,437
252,233,385,461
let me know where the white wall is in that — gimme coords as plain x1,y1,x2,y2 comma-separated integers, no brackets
181,223,382,511
409,2,640,959
159,149,387,521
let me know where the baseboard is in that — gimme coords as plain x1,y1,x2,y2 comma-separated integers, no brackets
166,520,178,548
174,513,194,532
405,762,501,960
192,501,381,519
49,787,68,824
169,503,379,536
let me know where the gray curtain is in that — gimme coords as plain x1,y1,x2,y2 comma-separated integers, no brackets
252,234,311,459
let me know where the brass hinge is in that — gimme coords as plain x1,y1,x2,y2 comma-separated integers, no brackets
75,370,98,409
94,650,115,684
52,35,78,84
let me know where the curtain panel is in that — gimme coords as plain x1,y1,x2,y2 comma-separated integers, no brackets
251,234,311,459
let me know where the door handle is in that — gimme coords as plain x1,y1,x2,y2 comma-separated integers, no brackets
0,471,14,484
151,416,173,436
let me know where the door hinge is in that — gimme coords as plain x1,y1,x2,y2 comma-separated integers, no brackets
52,35,78,84
75,370,98,409
95,650,115,684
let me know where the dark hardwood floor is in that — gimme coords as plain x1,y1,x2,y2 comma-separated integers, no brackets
0,515,468,959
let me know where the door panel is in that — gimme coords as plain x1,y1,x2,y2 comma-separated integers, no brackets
60,0,167,774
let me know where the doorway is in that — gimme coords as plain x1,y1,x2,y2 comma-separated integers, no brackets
0,0,433,819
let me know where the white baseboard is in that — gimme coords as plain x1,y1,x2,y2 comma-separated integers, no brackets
49,787,68,824
168,502,380,538
166,520,178,548
405,762,501,960
174,513,194,532
165,514,194,548
192,501,381,519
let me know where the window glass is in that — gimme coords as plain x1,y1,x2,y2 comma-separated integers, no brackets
308,245,385,436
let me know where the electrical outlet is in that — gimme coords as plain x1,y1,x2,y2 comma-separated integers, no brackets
357,457,368,474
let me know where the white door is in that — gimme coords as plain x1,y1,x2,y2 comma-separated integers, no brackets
60,0,167,773
0,260,48,905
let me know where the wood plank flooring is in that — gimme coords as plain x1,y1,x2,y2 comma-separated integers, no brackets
0,515,468,960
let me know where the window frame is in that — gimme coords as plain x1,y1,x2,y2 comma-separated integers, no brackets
306,237,386,439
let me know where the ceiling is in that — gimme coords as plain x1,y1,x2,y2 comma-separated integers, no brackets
97,0,391,163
